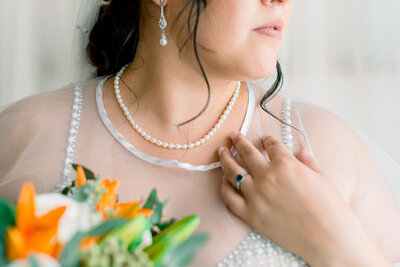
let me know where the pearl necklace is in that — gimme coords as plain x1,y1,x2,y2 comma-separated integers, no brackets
114,64,241,150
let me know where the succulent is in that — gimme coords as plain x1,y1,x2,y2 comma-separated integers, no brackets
80,237,153,267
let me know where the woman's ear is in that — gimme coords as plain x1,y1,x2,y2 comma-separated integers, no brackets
150,0,168,7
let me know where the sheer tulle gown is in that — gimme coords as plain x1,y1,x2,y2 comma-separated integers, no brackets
1,76,400,266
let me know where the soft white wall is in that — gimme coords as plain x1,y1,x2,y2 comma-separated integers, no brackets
0,0,79,108
278,0,400,163
1,0,400,163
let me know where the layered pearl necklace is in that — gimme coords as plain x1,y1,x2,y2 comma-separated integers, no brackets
114,64,241,150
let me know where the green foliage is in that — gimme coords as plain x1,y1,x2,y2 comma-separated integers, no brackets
72,180,105,212
61,164,98,196
80,237,153,267
0,197,16,266
101,215,152,251
71,164,97,180
144,215,204,267
0,197,16,226
59,218,127,267
143,189,169,225
155,218,177,234
163,233,209,267
28,255,40,267
61,183,74,195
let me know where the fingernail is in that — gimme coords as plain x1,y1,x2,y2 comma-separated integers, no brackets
218,146,225,156
230,131,239,141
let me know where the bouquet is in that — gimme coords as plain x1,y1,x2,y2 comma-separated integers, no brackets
0,164,209,267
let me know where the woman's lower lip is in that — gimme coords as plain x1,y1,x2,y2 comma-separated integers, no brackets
254,28,282,41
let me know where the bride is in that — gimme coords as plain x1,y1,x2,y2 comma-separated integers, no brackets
1,0,400,266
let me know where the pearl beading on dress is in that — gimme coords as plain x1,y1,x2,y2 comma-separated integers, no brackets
216,96,309,267
282,97,293,154
217,231,308,267
55,86,83,193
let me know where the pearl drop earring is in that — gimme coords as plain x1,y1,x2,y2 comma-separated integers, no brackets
159,0,168,46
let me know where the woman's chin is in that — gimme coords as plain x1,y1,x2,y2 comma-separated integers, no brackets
244,65,277,81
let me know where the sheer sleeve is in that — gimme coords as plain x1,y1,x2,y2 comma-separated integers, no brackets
0,87,74,202
351,128,400,264
288,96,400,264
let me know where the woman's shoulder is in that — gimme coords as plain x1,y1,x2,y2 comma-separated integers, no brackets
0,76,106,149
0,77,104,200
287,95,380,198
0,85,75,142
288,95,361,145
248,81,354,135
0,77,105,136
0,76,103,118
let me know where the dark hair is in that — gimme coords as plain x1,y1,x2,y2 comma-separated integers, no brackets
87,0,294,132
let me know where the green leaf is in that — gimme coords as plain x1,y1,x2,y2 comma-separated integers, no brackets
143,189,157,209
151,218,177,237
142,189,169,225
61,186,71,195
163,233,210,267
150,201,163,224
100,215,152,251
28,255,40,267
0,241,8,267
59,218,126,267
157,218,176,232
71,163,96,180
0,197,15,226
161,199,169,208
144,215,201,266
86,218,127,236
72,184,91,202
0,197,15,266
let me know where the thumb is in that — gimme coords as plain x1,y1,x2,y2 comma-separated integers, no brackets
296,146,321,173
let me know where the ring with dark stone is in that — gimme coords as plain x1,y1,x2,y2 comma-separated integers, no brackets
236,171,249,192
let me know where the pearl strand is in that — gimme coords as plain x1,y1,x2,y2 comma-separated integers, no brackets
114,64,241,150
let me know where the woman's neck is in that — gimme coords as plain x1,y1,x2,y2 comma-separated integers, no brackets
117,48,243,130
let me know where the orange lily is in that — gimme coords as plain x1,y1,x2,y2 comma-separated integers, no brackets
79,236,99,252
96,178,153,220
76,165,87,187
96,178,119,217
5,183,66,260
75,168,153,220
115,202,154,219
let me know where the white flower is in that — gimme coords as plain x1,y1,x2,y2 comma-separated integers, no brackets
137,229,153,249
35,193,102,243
6,253,61,267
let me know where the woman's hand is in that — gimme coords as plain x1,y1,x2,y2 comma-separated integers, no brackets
218,131,391,267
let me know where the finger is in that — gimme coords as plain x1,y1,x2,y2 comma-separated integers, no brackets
230,131,268,177
220,175,248,219
261,135,292,161
296,146,322,173
218,146,254,197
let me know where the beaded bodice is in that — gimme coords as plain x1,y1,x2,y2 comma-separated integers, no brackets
54,86,83,193
57,84,309,266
